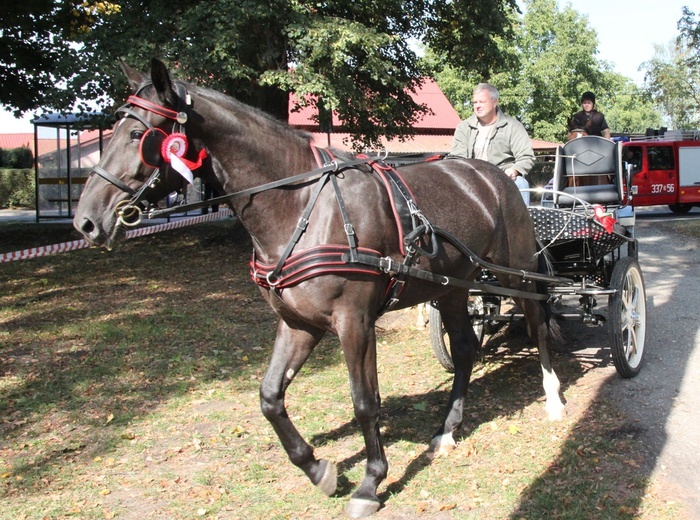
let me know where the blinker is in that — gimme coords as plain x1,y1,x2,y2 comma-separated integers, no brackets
138,128,168,168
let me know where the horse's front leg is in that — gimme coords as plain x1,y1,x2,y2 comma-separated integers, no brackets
259,320,338,496
429,294,479,457
338,317,387,518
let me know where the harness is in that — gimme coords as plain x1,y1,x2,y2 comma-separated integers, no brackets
95,83,570,310
248,147,444,312
249,148,561,311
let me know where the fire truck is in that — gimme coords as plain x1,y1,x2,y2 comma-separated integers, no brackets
623,130,700,213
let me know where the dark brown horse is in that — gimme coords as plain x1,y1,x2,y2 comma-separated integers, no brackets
74,59,564,517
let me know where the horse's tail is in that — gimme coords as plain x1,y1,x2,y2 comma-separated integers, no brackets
535,244,564,347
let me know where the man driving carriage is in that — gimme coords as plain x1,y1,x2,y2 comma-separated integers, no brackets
448,83,535,205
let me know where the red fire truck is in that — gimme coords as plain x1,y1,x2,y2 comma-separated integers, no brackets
623,130,700,213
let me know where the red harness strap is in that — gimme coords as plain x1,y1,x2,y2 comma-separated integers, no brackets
251,245,384,289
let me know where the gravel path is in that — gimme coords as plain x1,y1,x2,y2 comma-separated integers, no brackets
602,208,700,517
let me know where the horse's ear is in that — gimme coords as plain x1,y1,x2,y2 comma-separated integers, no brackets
150,58,174,104
119,59,145,92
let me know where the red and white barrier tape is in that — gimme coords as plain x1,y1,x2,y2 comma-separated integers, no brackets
1,209,234,263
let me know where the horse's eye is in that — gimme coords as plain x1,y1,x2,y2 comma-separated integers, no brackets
130,130,144,141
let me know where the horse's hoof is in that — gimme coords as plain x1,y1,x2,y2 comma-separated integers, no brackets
546,403,567,421
427,432,455,459
316,460,337,497
345,497,381,518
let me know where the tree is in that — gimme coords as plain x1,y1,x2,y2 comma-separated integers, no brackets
596,72,662,134
508,0,604,142
0,1,91,115
679,6,700,66
642,40,700,129
434,0,604,142
435,0,663,141
0,0,520,147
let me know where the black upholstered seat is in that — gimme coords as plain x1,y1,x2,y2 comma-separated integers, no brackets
552,136,624,206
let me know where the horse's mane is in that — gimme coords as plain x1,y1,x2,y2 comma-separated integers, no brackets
184,82,314,146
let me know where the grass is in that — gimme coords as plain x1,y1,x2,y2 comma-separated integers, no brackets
0,218,689,519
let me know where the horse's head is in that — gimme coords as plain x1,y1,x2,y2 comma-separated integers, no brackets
74,58,208,248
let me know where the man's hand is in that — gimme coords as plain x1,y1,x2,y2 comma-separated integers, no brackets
504,167,519,179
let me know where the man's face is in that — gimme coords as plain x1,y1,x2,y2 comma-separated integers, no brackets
582,100,594,112
472,90,498,123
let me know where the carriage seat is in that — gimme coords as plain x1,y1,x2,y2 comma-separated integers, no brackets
551,136,624,207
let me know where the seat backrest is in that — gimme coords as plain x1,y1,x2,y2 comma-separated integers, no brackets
552,136,623,206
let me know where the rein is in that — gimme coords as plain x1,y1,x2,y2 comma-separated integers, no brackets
146,156,375,219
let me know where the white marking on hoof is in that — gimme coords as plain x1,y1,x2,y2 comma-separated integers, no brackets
427,432,455,459
345,497,381,518
316,460,337,497
546,401,567,421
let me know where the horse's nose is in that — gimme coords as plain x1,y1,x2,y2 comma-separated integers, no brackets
78,217,95,236
74,214,98,242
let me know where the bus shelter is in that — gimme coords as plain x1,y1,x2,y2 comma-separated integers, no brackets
33,112,110,221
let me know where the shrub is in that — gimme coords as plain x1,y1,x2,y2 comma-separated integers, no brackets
0,146,34,169
0,169,35,209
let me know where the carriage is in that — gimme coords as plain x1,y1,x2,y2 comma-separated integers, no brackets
74,59,647,517
428,135,646,380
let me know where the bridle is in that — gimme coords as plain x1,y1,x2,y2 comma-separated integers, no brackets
90,81,208,227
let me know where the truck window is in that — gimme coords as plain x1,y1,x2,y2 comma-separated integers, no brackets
623,146,643,173
647,146,675,170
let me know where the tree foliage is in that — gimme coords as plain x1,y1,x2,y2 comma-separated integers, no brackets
639,7,700,129
435,0,663,142
0,0,519,147
435,0,604,142
0,1,93,115
642,39,700,129
596,71,662,134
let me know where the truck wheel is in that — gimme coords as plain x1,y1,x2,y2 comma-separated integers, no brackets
668,203,692,214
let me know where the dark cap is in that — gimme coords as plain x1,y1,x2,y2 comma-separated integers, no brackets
581,91,596,104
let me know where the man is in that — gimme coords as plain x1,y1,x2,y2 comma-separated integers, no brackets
568,91,611,139
449,83,534,204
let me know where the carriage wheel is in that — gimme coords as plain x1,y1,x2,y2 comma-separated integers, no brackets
608,257,647,378
429,296,486,373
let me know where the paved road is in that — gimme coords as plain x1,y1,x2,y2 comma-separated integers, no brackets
603,207,700,516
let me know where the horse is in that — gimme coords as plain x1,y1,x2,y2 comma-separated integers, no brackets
74,58,565,518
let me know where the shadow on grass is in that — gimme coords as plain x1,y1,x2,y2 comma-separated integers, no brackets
0,220,286,484
308,321,601,501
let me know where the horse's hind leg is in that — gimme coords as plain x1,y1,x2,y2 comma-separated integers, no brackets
429,294,479,457
336,316,387,518
259,320,338,496
517,297,566,421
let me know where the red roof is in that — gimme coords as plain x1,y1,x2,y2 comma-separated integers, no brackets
290,78,461,133
531,139,562,152
309,133,453,154
0,132,66,159
0,133,33,150
0,130,111,164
